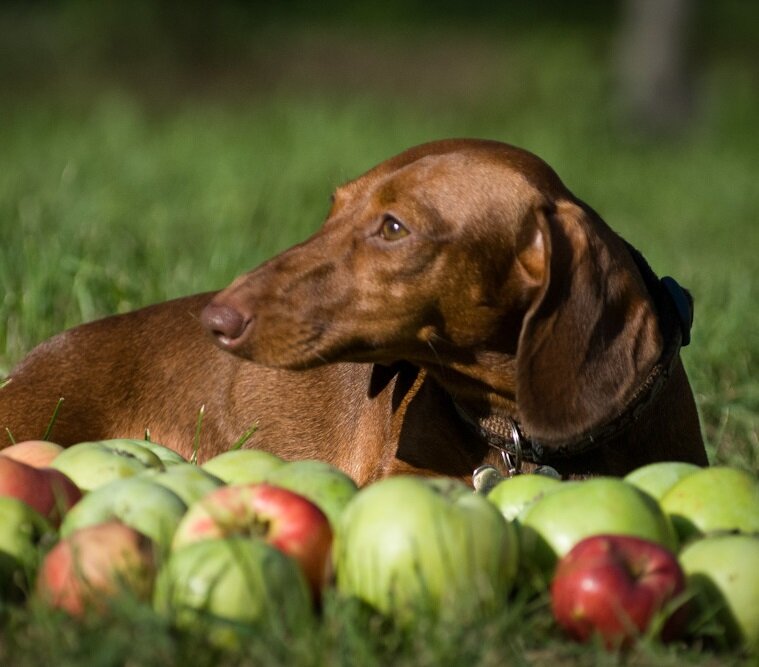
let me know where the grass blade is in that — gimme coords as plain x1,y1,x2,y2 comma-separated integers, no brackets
191,404,205,465
229,424,258,451
42,397,64,441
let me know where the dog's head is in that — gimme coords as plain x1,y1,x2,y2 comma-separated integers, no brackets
202,139,662,443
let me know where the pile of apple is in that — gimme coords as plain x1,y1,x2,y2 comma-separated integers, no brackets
488,462,759,650
0,439,356,641
1,438,758,655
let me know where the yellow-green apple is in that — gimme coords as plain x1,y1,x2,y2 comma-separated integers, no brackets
0,496,51,596
153,537,312,647
333,476,518,624
265,460,358,526
660,466,759,543
172,483,332,596
61,477,187,555
123,439,186,466
201,449,284,484
36,520,156,616
624,461,701,500
140,463,223,505
519,478,677,582
551,534,687,649
0,456,81,525
487,473,563,521
0,440,64,468
680,533,759,651
51,440,164,491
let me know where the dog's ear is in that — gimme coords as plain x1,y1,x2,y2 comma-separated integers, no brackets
515,201,662,445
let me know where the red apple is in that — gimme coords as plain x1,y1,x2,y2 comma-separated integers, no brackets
550,534,687,649
36,520,157,616
0,456,81,525
172,483,332,597
0,440,64,468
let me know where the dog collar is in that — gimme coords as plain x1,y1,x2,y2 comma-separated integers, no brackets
455,244,693,473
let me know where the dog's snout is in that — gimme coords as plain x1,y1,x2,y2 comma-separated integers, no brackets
201,301,250,349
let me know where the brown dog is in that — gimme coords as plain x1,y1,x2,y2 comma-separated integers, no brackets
0,139,707,483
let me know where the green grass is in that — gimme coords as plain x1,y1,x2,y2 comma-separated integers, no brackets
0,15,757,666
0,588,737,667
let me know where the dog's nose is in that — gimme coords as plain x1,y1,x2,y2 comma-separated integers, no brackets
201,301,250,349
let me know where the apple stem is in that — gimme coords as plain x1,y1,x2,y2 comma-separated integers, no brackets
245,517,271,539
42,397,64,441
4,427,15,445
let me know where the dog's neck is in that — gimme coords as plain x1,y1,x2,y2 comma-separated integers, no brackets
449,247,694,473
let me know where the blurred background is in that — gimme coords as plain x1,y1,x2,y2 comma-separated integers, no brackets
0,0,757,462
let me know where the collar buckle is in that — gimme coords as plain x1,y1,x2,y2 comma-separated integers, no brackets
497,419,522,476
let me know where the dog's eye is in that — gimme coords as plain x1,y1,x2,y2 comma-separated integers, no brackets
379,216,410,241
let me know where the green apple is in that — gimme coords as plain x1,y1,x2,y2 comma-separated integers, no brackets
624,461,701,500
60,477,187,555
140,463,223,505
154,536,313,647
487,473,563,521
0,496,52,597
486,475,569,591
660,466,759,543
51,440,165,491
127,439,186,466
519,477,677,582
201,449,285,484
265,460,358,527
680,534,759,651
333,476,518,624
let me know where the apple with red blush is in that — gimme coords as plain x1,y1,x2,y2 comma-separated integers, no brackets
36,520,157,616
550,534,687,649
0,456,81,525
0,440,64,468
172,483,332,597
